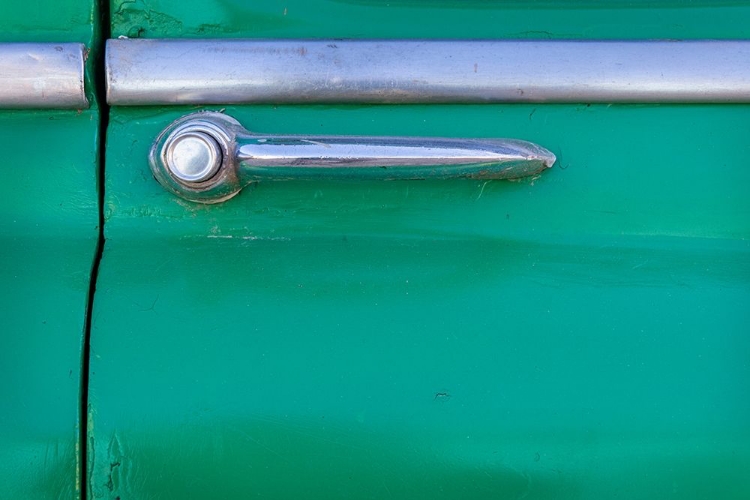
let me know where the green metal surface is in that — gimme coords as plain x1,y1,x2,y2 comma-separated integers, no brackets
92,103,750,498
111,0,750,40
0,111,99,498
0,0,97,44
0,2,100,499
89,1,750,498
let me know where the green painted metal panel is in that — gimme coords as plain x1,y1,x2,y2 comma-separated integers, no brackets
0,112,99,498
0,2,101,499
0,1,97,44
111,0,750,40
92,104,750,497
90,1,750,498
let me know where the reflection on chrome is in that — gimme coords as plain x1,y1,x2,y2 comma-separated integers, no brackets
150,112,556,204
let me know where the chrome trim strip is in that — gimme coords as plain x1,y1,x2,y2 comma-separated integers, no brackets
107,39,750,105
150,112,555,203
0,43,88,109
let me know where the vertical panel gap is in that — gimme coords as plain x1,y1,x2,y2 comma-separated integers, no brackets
80,0,111,498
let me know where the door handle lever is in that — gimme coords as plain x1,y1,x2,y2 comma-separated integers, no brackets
150,112,556,203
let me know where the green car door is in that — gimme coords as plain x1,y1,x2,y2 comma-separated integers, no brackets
0,1,101,498
85,1,750,499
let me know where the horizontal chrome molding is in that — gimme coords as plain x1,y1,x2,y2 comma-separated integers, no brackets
107,39,750,105
0,43,88,109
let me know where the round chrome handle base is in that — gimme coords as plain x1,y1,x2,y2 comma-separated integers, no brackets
150,112,245,203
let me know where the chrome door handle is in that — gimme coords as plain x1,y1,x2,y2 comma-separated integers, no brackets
150,112,556,203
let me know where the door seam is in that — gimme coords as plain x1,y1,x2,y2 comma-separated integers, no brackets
80,0,111,497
